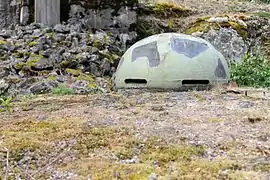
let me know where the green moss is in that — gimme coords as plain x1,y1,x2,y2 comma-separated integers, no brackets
141,144,205,165
93,39,103,49
47,74,57,81
253,163,270,172
14,62,25,70
148,2,192,18
28,41,39,47
14,54,43,70
77,73,97,89
103,53,120,63
0,39,7,45
66,68,81,76
75,127,118,155
13,50,30,58
185,16,248,38
191,92,206,101
66,68,97,89
45,32,56,37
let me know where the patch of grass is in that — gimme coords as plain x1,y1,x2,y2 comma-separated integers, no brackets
253,163,270,172
0,118,83,162
230,52,270,88
252,11,270,18
114,136,205,165
74,127,120,155
61,159,155,179
140,139,205,166
52,85,75,95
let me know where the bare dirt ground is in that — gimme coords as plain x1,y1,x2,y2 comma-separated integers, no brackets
0,86,269,179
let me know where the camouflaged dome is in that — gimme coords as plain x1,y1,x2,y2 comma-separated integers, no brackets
112,33,230,91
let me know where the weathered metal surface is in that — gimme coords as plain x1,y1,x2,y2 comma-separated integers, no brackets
132,41,160,67
35,0,60,25
113,33,230,91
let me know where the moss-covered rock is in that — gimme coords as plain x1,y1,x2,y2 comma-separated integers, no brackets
138,2,193,18
185,15,249,38
136,2,194,39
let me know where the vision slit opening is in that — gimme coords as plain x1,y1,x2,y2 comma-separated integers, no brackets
182,80,210,85
125,79,147,84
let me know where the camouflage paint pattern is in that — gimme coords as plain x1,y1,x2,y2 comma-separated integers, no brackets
113,33,230,90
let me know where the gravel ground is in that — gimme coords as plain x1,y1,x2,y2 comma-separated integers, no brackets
0,87,269,179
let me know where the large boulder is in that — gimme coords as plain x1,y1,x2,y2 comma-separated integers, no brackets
184,14,270,64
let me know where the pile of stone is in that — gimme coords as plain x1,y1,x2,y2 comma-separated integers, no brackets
0,22,137,97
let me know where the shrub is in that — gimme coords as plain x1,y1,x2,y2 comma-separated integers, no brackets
230,53,270,88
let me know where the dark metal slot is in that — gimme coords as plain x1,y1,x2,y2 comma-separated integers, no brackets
125,79,147,84
182,80,210,85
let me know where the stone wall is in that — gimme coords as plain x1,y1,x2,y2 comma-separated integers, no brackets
0,0,20,29
68,0,137,33
0,0,138,33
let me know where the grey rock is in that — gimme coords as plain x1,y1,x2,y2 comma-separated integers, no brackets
100,58,111,76
148,173,158,180
40,49,52,58
53,33,66,42
18,77,39,89
29,82,52,94
37,115,47,121
30,46,40,53
63,52,72,61
0,30,11,38
69,4,85,19
54,24,70,33
31,58,53,70
57,48,66,56
70,80,94,94
72,37,79,47
0,79,10,96
202,28,248,64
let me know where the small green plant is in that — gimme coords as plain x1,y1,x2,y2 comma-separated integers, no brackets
230,52,270,88
0,96,13,112
52,85,75,95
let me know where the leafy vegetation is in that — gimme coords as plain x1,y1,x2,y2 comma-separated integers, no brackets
230,53,270,88
0,96,13,112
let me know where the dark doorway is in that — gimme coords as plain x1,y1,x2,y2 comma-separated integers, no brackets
60,0,70,22
28,0,35,23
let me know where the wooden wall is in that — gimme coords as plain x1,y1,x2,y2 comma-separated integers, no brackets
35,0,60,25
